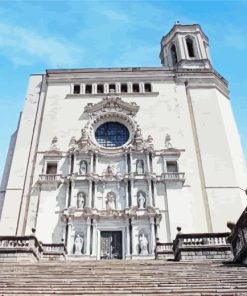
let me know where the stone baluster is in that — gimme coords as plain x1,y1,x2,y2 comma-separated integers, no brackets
150,217,155,255
86,217,91,255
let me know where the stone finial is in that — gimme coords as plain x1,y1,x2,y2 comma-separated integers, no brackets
31,228,36,236
176,226,182,234
165,133,173,149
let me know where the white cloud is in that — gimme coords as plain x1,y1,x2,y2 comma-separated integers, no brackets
0,22,84,67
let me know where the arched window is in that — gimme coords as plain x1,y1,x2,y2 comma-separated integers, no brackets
186,37,195,58
171,44,178,65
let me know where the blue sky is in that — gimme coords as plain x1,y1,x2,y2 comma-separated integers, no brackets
0,0,247,180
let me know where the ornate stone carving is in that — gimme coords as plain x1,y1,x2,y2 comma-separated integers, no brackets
50,136,58,150
136,159,144,174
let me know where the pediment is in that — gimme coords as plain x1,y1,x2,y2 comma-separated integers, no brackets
84,95,139,116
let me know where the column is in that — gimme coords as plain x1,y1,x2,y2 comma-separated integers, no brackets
92,219,97,256
124,153,128,174
93,181,98,208
67,218,73,255
126,223,130,257
153,180,157,208
148,180,153,207
65,181,70,208
88,180,92,208
131,218,137,255
146,152,150,172
130,180,136,206
150,217,155,255
125,181,129,208
86,217,91,255
129,152,133,173
89,153,94,173
95,153,98,173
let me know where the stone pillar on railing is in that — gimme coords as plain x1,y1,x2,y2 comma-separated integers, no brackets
92,219,97,257
67,218,73,254
126,223,130,257
131,218,138,255
86,217,91,256
150,217,155,255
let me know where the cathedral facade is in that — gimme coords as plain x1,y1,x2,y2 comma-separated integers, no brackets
0,24,246,260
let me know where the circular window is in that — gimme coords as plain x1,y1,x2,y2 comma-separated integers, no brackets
95,122,129,148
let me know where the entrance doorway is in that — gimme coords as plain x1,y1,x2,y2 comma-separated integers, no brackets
100,231,122,259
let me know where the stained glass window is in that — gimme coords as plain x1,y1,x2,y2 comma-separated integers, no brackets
95,122,129,147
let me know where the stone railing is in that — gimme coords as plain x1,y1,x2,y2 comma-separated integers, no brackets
156,242,174,260
38,174,62,183
227,207,247,264
173,232,231,261
42,243,67,254
0,235,42,261
161,172,185,181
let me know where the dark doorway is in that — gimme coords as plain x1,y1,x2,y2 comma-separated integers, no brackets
100,231,122,259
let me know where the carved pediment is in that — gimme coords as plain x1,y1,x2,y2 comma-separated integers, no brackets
84,95,139,117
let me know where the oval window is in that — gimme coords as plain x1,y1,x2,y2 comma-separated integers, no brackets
95,122,129,148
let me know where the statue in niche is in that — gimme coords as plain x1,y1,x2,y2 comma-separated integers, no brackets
79,160,87,175
165,134,173,149
106,192,116,210
137,191,146,209
139,233,149,255
74,234,84,255
136,159,144,174
77,192,85,209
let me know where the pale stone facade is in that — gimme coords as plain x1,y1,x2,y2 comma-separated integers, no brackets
0,24,246,259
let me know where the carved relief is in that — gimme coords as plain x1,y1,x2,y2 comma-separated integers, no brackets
139,233,149,255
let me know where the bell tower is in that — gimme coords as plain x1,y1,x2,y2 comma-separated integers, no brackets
160,23,212,69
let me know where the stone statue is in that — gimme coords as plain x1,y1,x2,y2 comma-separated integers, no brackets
74,234,84,255
136,160,144,174
105,164,116,176
138,192,146,209
139,233,149,255
77,192,85,209
79,160,87,175
135,125,142,138
106,192,116,210
50,136,58,150
81,128,88,139
69,136,76,148
165,133,172,149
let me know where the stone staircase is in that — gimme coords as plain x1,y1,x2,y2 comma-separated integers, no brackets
0,260,247,295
